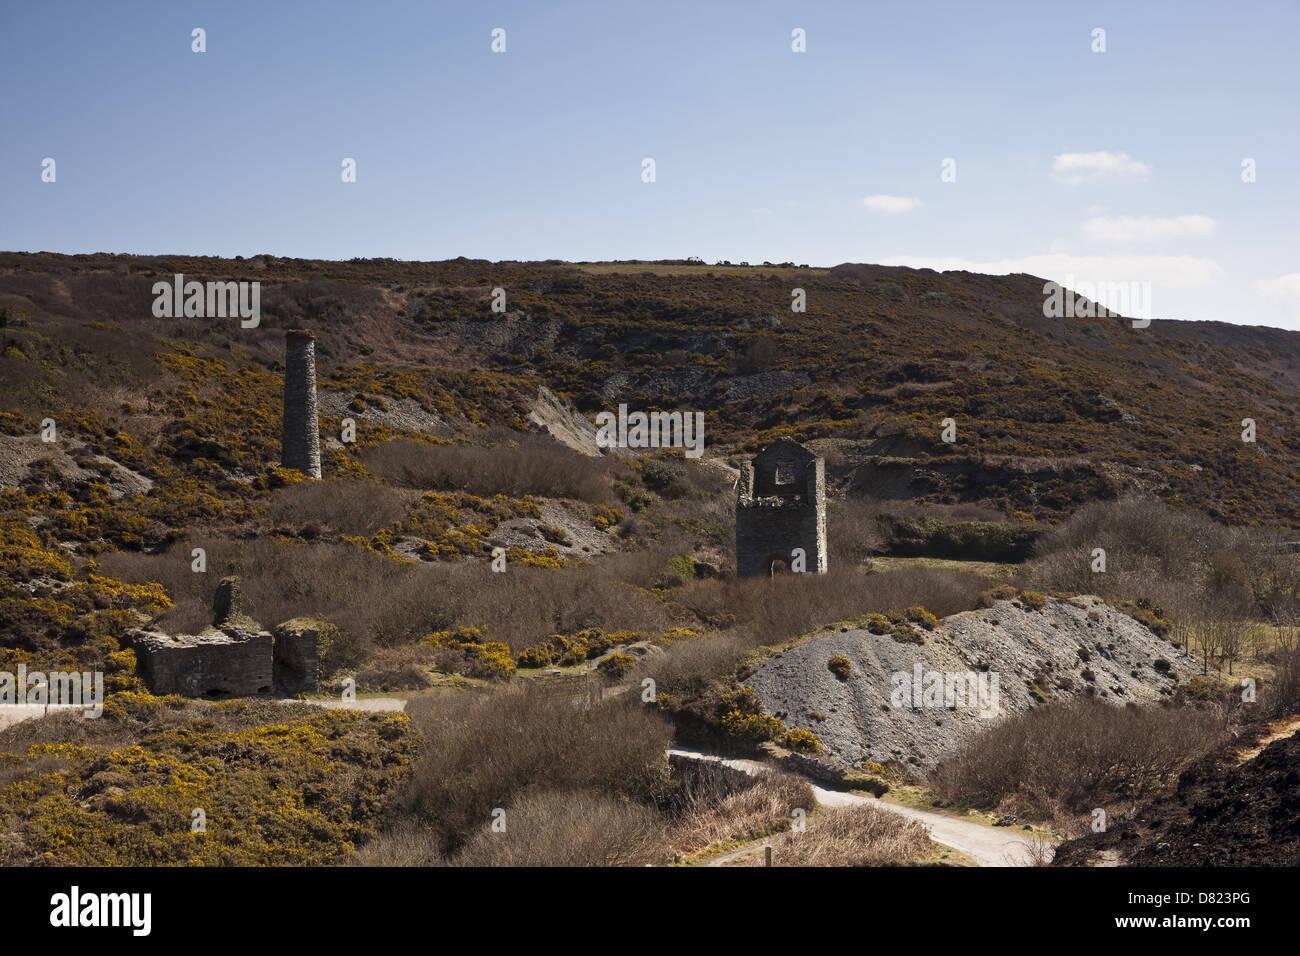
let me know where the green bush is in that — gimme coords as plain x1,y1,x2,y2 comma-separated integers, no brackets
781,728,822,754
1180,675,1231,701
516,644,555,668
615,482,654,512
0,697,418,866
537,524,570,546
657,553,697,589
840,772,890,797
1019,591,1047,611
641,459,685,493
865,614,892,634
904,606,938,630
721,711,785,742
719,686,764,717
597,653,637,679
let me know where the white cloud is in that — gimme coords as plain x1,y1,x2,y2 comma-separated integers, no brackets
861,194,922,214
1083,214,1217,244
1258,273,1300,313
1052,151,1150,185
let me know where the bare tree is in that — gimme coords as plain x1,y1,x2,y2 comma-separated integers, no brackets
1266,599,1300,655
1216,615,1248,677
1189,606,1225,677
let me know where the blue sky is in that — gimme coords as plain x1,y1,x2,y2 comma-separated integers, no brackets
2,0,1298,327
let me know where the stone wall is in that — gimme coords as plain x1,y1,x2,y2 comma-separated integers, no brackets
272,617,334,693
130,576,329,697
736,439,827,577
131,626,274,697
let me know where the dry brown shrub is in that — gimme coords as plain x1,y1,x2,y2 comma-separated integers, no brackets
666,761,814,855
264,478,407,537
354,646,436,692
394,687,673,853
363,436,613,503
347,819,447,867
638,631,751,700
444,789,666,867
100,536,677,661
446,562,676,652
1265,648,1300,717
99,538,452,667
828,497,884,566
740,803,931,866
1027,495,1264,612
670,565,987,651
641,566,988,702
929,697,1226,818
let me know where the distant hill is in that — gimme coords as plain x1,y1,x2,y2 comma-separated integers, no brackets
2,250,1298,525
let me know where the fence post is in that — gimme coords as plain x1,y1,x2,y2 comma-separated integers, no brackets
764,845,772,867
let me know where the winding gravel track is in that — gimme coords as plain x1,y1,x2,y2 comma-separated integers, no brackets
668,746,1050,867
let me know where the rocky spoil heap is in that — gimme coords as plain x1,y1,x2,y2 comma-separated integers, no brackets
747,595,1198,773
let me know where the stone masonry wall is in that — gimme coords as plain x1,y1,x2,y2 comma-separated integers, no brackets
132,626,274,697
130,576,326,698
272,618,333,694
282,330,322,479
736,440,827,577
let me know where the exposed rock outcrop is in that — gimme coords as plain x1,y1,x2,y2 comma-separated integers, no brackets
527,386,613,457
0,434,153,498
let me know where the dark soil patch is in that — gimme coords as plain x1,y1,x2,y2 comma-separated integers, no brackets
1053,728,1300,866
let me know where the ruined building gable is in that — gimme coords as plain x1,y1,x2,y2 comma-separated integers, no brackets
735,439,828,577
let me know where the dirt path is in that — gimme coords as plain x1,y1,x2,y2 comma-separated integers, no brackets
0,703,89,732
1234,714,1300,764
302,697,407,713
668,746,1050,867
701,842,769,867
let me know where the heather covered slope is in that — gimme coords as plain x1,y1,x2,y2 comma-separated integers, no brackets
2,251,1299,524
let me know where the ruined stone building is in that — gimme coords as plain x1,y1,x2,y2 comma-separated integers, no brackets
735,439,827,577
129,577,332,697
281,329,322,479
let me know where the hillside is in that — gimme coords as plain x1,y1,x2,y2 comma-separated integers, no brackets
2,251,1299,525
2,250,1299,868
1052,723,1300,867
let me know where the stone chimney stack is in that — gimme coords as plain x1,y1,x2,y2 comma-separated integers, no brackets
281,329,322,479
212,575,243,627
